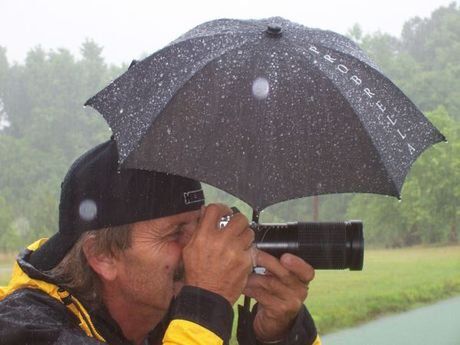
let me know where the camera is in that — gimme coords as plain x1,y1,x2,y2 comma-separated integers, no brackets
220,216,364,270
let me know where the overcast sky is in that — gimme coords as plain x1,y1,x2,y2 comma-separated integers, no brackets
0,0,456,65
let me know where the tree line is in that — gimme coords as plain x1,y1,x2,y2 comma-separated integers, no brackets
0,3,459,250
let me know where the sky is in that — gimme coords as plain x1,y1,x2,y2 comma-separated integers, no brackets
0,0,456,65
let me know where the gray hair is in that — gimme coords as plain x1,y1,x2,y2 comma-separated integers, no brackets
47,224,132,308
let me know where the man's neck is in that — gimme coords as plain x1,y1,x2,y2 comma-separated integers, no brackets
102,288,166,345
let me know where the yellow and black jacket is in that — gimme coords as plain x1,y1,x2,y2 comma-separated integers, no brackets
0,240,320,345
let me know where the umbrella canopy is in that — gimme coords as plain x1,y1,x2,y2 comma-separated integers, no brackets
85,17,445,212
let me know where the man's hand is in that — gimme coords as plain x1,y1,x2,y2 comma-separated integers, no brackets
243,251,315,343
183,204,254,305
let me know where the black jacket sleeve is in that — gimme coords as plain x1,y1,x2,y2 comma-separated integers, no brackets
237,303,319,345
168,285,234,344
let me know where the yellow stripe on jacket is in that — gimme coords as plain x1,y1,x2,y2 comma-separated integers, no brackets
163,319,223,345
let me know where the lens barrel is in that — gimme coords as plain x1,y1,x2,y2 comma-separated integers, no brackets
253,221,364,270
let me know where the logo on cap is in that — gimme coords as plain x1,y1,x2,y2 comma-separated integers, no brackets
184,189,205,205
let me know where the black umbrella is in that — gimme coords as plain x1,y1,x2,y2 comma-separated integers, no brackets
85,17,445,212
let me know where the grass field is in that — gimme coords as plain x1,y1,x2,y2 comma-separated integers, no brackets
2,246,460,341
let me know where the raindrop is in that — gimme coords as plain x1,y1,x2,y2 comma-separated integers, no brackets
119,108,124,114
166,128,172,135
252,77,270,100
79,199,97,221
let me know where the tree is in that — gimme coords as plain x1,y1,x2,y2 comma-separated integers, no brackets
404,107,459,243
0,196,13,242
0,47,8,129
349,3,460,120
0,42,117,243
347,108,458,246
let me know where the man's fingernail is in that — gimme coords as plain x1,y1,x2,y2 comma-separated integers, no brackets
231,206,240,214
282,253,293,264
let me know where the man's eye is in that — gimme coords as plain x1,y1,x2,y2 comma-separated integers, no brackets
169,225,185,238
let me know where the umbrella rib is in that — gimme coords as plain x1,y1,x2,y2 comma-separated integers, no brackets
286,39,401,196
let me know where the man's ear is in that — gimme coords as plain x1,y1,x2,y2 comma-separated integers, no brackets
83,235,118,282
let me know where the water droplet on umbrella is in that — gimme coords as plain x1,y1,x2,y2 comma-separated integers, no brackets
252,77,270,100
79,199,97,221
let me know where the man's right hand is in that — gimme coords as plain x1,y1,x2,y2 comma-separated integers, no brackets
183,204,254,305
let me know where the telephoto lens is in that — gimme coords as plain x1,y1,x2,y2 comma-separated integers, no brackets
252,221,364,270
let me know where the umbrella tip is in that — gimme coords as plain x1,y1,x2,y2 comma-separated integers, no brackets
128,59,138,69
266,24,282,37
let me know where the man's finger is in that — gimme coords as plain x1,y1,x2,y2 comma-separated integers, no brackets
243,278,285,305
221,212,250,236
237,227,255,250
245,273,303,301
255,250,295,285
280,253,315,284
196,203,231,235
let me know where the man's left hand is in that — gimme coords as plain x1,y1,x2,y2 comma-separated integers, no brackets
243,251,315,343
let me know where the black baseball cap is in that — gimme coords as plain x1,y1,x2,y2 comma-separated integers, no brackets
30,139,205,271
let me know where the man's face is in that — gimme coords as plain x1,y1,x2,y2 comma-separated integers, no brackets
112,209,201,313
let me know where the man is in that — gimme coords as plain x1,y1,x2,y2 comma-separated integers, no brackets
0,139,320,345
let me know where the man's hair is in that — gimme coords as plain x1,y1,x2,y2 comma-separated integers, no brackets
47,224,132,308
